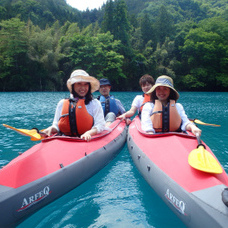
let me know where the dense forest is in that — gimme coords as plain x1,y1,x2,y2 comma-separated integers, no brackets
0,0,227,91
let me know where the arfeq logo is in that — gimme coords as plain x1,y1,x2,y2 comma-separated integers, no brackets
165,189,186,215
17,186,51,212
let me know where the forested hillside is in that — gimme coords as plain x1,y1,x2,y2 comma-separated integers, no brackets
0,0,227,91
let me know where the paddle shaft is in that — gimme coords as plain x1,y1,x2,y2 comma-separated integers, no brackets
196,133,201,144
196,133,205,148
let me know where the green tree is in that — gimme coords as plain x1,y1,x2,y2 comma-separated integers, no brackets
140,13,156,47
0,18,28,90
102,0,132,55
143,40,156,75
0,6,7,20
155,5,175,45
130,27,144,52
102,0,115,34
27,21,65,91
113,0,131,50
181,25,228,90
58,22,82,83
68,32,125,86
152,37,180,78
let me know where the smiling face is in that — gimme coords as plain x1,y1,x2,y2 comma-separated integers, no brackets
73,82,90,98
141,82,153,94
155,86,170,104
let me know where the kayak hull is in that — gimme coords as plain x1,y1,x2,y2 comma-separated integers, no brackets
0,120,127,227
127,116,228,228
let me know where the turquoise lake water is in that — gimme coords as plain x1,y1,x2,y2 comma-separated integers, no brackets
0,91,228,228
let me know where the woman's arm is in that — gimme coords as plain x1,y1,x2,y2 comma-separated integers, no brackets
90,99,106,133
80,128,98,142
43,99,64,136
117,95,143,120
141,103,155,133
185,123,202,136
176,103,201,136
117,106,137,119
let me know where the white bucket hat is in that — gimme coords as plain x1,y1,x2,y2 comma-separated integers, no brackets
147,75,179,100
67,69,100,93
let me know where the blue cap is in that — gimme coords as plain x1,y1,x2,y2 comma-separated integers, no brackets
99,78,111,86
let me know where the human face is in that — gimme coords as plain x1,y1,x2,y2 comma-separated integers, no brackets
155,86,170,104
99,85,111,97
73,82,89,97
141,82,153,94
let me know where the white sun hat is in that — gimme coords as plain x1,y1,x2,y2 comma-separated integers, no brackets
67,69,100,93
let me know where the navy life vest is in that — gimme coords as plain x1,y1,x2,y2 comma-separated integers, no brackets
97,95,119,117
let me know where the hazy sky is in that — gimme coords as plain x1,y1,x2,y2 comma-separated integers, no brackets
66,0,108,11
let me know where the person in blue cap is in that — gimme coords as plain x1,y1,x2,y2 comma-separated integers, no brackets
97,78,127,126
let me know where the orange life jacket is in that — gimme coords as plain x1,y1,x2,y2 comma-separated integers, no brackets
150,99,182,132
140,94,151,112
58,99,94,136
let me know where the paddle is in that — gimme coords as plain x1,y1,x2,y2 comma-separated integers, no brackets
3,124,46,141
190,119,220,127
188,133,223,174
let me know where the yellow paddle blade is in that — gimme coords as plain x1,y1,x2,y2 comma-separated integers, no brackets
188,145,223,174
191,119,220,127
3,124,42,141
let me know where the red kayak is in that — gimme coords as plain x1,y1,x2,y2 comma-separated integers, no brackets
128,116,228,228
0,120,127,228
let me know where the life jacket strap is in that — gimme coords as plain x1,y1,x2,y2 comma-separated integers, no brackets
105,97,110,116
69,99,79,137
162,104,170,132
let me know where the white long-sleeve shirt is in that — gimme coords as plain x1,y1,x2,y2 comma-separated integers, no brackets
52,98,106,133
131,95,144,113
141,102,192,133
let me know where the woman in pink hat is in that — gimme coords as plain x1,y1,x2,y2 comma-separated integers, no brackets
43,69,105,141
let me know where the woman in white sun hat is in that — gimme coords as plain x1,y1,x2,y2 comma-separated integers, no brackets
43,69,105,141
141,75,201,136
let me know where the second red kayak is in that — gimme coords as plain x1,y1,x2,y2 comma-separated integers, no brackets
128,116,228,228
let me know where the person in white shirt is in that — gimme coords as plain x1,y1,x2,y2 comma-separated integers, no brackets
43,69,105,141
117,74,155,122
141,75,201,136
